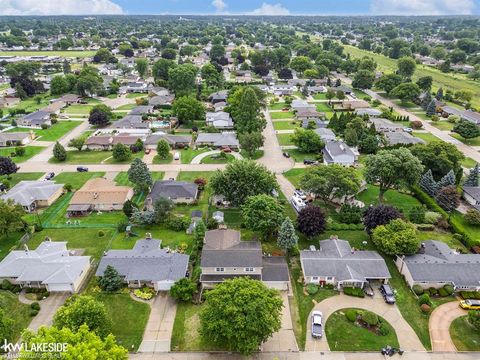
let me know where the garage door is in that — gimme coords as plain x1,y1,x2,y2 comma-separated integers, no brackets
47,284,73,292
155,281,174,291
264,281,288,291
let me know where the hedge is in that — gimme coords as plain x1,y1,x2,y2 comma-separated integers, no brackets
460,291,480,299
343,287,365,298
411,186,477,248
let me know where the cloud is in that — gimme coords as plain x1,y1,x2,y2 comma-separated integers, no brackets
249,2,290,16
212,0,227,12
371,0,474,15
0,0,123,15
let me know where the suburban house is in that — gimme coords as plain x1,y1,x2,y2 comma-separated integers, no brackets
200,228,289,290
331,85,353,94
307,85,327,94
59,94,82,105
0,131,34,147
356,108,382,117
341,100,370,111
383,132,425,146
205,111,234,129
369,118,405,133
129,105,154,116
462,186,480,210
291,99,315,112
209,90,228,104
149,94,174,107
119,81,149,94
0,181,63,212
322,140,357,166
440,106,463,118
110,115,150,130
84,134,146,150
96,236,189,291
67,178,134,217
271,84,295,96
314,128,336,141
461,110,480,125
213,101,227,112
195,132,240,149
300,238,391,289
295,108,324,121
0,241,90,293
146,180,199,207
144,134,191,149
16,111,51,129
396,240,480,291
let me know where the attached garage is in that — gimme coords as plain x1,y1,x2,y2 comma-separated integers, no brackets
262,257,290,291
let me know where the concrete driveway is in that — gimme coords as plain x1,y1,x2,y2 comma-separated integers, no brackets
429,301,466,352
138,293,177,353
305,293,425,352
262,291,298,352
27,292,68,332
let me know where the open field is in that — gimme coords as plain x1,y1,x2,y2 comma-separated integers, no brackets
343,44,480,108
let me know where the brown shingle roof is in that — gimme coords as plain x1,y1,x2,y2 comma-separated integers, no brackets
70,178,133,206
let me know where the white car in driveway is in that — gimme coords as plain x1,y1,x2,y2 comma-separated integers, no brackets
311,311,323,338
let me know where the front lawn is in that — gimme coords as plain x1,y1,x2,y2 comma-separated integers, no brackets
26,228,115,260
283,168,306,188
431,121,454,131
451,133,480,147
153,153,173,164
49,150,143,164
8,121,82,141
412,131,440,143
126,93,147,99
272,120,301,130
53,171,105,190
240,149,263,160
450,316,480,351
268,103,288,110
63,104,94,115
179,148,210,164
312,93,327,100
176,171,214,183
270,111,295,119
326,309,399,351
0,146,45,163
357,185,421,215
289,257,337,349
90,291,150,352
200,153,235,164
462,157,477,169
277,133,294,146
286,149,320,163
6,172,43,186
0,290,32,343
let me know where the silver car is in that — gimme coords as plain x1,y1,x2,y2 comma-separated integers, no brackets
311,311,323,338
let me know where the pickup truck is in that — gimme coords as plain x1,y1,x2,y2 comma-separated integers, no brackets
311,311,323,338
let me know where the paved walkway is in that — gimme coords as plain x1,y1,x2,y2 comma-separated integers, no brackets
27,292,68,332
429,301,466,352
190,150,243,164
138,294,177,353
305,294,425,352
262,291,298,352
276,173,296,199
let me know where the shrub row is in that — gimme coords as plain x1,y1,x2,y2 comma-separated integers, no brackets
460,291,480,299
343,287,365,298
412,284,454,297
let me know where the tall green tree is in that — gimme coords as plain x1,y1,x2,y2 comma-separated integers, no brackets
397,56,417,79
167,63,197,96
210,160,278,206
238,132,264,158
135,58,149,78
112,143,132,162
277,217,298,251
98,265,123,292
127,158,153,192
241,194,284,238
53,142,67,162
229,87,265,133
200,277,282,355
364,148,424,202
391,82,421,105
453,120,480,140
156,139,171,159
290,128,324,153
172,96,205,124
372,219,419,255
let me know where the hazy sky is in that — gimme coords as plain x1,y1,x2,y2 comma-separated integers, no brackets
0,0,478,16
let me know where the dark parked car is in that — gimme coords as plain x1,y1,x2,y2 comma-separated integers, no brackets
380,284,395,304
303,159,316,165
77,166,89,172
364,283,374,297
283,152,290,158
45,172,55,180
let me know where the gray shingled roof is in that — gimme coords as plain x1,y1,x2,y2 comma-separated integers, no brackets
1,181,63,207
300,239,391,282
384,132,425,145
463,186,480,201
144,134,191,146
147,180,198,202
96,238,189,282
129,105,154,115
196,132,239,147
401,240,480,287
111,115,149,129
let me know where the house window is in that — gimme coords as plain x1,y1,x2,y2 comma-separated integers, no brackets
312,276,319,281
245,267,254,272
326,276,333,281
215,267,224,272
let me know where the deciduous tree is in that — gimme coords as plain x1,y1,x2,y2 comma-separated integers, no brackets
363,204,402,234
296,205,326,238
372,219,419,255
241,194,284,238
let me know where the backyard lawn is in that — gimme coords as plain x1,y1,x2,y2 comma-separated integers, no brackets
176,171,214,183
270,111,295,119
450,316,480,351
114,171,164,187
357,185,421,214
26,228,116,260
325,309,399,351
277,133,294,146
272,120,301,130
0,290,32,343
0,50,95,58
53,171,105,190
314,102,333,112
0,146,44,163
10,95,55,113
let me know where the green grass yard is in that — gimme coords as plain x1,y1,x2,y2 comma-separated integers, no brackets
312,93,327,100
53,171,105,190
272,120,301,130
126,93,147,99
114,171,164,187
153,153,173,164
357,185,421,215
8,120,82,141
268,103,289,110
0,290,32,343
450,316,480,351
0,232,24,260
326,309,399,351
412,131,440,143
431,121,454,131
0,146,44,163
200,153,235,164
451,133,480,147
62,104,94,115
49,150,143,164
277,133,294,146
5,172,43,186
179,148,210,164
283,168,306,188
314,102,333,112
461,157,477,169
270,111,295,119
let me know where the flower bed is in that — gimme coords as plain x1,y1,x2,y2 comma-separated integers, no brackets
133,287,156,300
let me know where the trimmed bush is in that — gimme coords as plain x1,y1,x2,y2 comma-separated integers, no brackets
30,302,40,311
306,284,319,295
345,309,357,322
418,293,432,306
97,230,105,237
412,284,424,296
361,311,379,326
378,322,390,336
343,287,365,298
429,287,438,296
420,303,431,314
443,284,454,295
30,309,39,316
438,287,448,297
